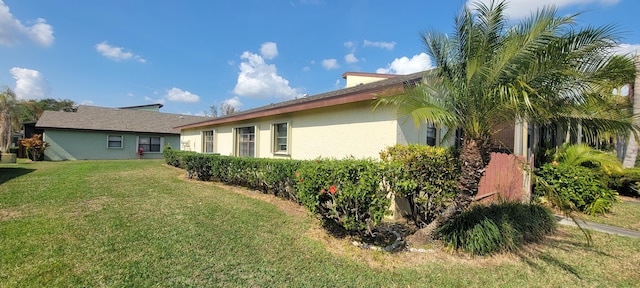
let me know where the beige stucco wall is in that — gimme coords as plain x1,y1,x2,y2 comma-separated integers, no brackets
344,75,390,88
180,101,435,160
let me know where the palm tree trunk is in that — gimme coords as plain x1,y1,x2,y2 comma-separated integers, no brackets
623,56,640,168
410,137,488,242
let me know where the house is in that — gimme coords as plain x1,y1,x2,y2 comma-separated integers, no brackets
177,71,531,161
179,72,435,160
36,104,209,160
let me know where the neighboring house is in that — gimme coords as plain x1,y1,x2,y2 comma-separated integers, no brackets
178,71,531,161
36,104,209,160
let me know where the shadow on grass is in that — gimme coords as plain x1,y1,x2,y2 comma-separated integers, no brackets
0,167,36,185
515,230,614,280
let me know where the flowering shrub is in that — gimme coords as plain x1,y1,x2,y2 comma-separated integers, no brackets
534,163,618,216
379,144,460,227
295,159,389,234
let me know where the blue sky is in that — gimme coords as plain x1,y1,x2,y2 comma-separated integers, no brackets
1,0,639,115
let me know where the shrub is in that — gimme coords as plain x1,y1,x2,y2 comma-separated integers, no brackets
183,153,217,181
20,134,48,161
608,168,640,197
534,163,619,216
163,148,197,168
379,144,460,227
438,202,556,255
295,159,389,235
259,158,302,201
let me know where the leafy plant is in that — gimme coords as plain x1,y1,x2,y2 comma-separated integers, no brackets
20,134,48,161
534,163,619,216
379,144,460,227
295,159,389,235
438,202,556,255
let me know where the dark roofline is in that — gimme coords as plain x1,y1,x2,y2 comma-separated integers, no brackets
118,103,164,109
177,70,427,130
36,126,180,135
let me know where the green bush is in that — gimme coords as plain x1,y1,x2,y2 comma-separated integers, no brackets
295,159,389,235
183,153,217,181
438,202,556,255
608,168,640,197
534,163,619,216
379,144,460,227
163,147,196,168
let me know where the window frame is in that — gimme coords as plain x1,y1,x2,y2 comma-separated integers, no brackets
202,130,215,154
137,136,163,153
426,126,437,147
272,122,290,155
234,126,256,157
107,135,123,149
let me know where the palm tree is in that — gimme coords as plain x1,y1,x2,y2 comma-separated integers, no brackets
376,0,636,240
0,87,18,154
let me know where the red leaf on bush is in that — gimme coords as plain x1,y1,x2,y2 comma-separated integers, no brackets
321,189,326,194
329,185,337,195
295,171,300,177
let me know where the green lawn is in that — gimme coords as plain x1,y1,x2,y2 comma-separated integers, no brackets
1,160,639,287
581,197,640,231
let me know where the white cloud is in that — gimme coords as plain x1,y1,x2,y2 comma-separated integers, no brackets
376,53,433,75
165,87,200,103
95,41,146,63
221,96,243,109
9,67,51,100
363,40,396,50
344,41,355,49
344,53,358,64
260,42,278,60
468,0,620,20
0,1,54,47
614,43,640,56
322,58,339,70
234,51,301,99
144,96,166,104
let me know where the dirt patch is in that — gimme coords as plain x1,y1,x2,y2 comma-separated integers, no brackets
0,207,23,221
63,196,111,217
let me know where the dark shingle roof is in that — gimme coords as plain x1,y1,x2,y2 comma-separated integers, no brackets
36,105,209,134
178,70,427,129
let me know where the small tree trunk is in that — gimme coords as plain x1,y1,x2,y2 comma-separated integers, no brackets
409,137,488,243
623,57,640,168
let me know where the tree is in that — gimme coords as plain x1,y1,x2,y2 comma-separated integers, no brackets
209,104,218,118
220,102,238,116
623,56,640,168
16,98,76,123
376,0,636,241
0,87,18,153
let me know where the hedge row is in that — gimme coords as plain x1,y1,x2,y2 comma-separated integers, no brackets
163,145,461,236
380,144,460,227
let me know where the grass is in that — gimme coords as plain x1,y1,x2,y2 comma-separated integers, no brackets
581,197,640,231
1,160,639,287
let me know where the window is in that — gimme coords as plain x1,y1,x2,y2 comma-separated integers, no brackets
236,126,255,157
203,130,214,153
108,135,123,148
273,123,288,154
138,136,161,152
426,126,437,146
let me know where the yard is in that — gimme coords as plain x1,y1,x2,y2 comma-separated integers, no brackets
1,159,639,287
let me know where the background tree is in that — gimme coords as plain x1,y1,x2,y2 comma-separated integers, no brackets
220,102,238,116
0,87,18,153
376,0,636,241
16,98,76,123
